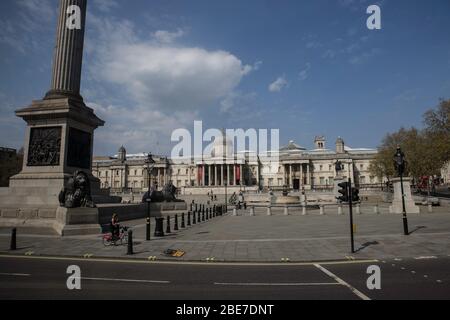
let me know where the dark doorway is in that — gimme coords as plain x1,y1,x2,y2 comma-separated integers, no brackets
293,179,300,190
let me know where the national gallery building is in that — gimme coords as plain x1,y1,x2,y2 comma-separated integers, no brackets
92,136,381,195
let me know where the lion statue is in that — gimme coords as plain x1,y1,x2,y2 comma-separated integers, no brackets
59,171,96,208
142,181,182,203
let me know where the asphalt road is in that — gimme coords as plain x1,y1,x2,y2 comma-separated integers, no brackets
0,255,449,300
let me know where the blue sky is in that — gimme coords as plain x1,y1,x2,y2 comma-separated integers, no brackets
0,0,449,156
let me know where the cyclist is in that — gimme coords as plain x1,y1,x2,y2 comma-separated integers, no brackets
110,214,120,241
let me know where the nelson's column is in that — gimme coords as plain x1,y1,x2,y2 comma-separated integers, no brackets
0,0,106,235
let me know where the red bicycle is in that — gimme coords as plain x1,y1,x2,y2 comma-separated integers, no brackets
102,226,129,246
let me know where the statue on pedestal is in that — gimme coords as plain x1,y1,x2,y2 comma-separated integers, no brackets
335,160,343,177
393,147,407,177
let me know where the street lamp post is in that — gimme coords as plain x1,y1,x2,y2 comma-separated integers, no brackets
394,147,409,236
145,153,156,241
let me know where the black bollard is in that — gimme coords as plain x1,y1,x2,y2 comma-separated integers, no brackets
127,229,133,255
10,228,17,251
193,211,197,224
154,217,165,237
146,218,151,241
210,208,213,219
213,205,216,215
190,203,193,212
174,214,179,231
188,212,191,226
181,212,186,228
198,210,201,223
206,209,209,221
166,216,172,234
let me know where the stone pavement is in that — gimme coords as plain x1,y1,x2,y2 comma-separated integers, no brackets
1,204,450,263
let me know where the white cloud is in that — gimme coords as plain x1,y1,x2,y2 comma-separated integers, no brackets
269,77,288,93
299,63,311,81
96,45,247,113
0,0,55,53
153,29,185,44
93,0,120,12
322,49,337,59
349,48,382,65
83,13,253,154
306,41,322,49
242,60,263,76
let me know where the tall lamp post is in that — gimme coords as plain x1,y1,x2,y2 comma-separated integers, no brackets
394,147,409,236
145,153,156,241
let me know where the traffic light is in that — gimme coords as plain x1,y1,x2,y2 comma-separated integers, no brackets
337,182,349,202
351,188,360,202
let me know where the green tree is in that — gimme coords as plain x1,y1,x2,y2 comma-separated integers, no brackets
370,99,450,180
423,99,450,169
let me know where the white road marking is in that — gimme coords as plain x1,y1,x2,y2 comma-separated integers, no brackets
411,271,416,274
214,282,340,287
82,277,170,284
414,256,437,260
0,273,31,277
0,254,378,267
314,264,371,301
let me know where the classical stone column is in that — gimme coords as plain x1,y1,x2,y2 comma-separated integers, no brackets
214,165,218,186
188,166,191,186
208,165,212,187
290,164,293,188
300,164,304,188
45,0,87,101
307,164,310,187
220,165,224,186
240,164,243,186
202,165,206,187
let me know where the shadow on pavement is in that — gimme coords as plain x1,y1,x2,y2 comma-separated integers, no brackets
355,241,379,253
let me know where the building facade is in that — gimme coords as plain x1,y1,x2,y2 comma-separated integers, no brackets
93,136,381,194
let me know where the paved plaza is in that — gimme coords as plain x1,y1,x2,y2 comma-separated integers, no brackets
1,203,449,263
